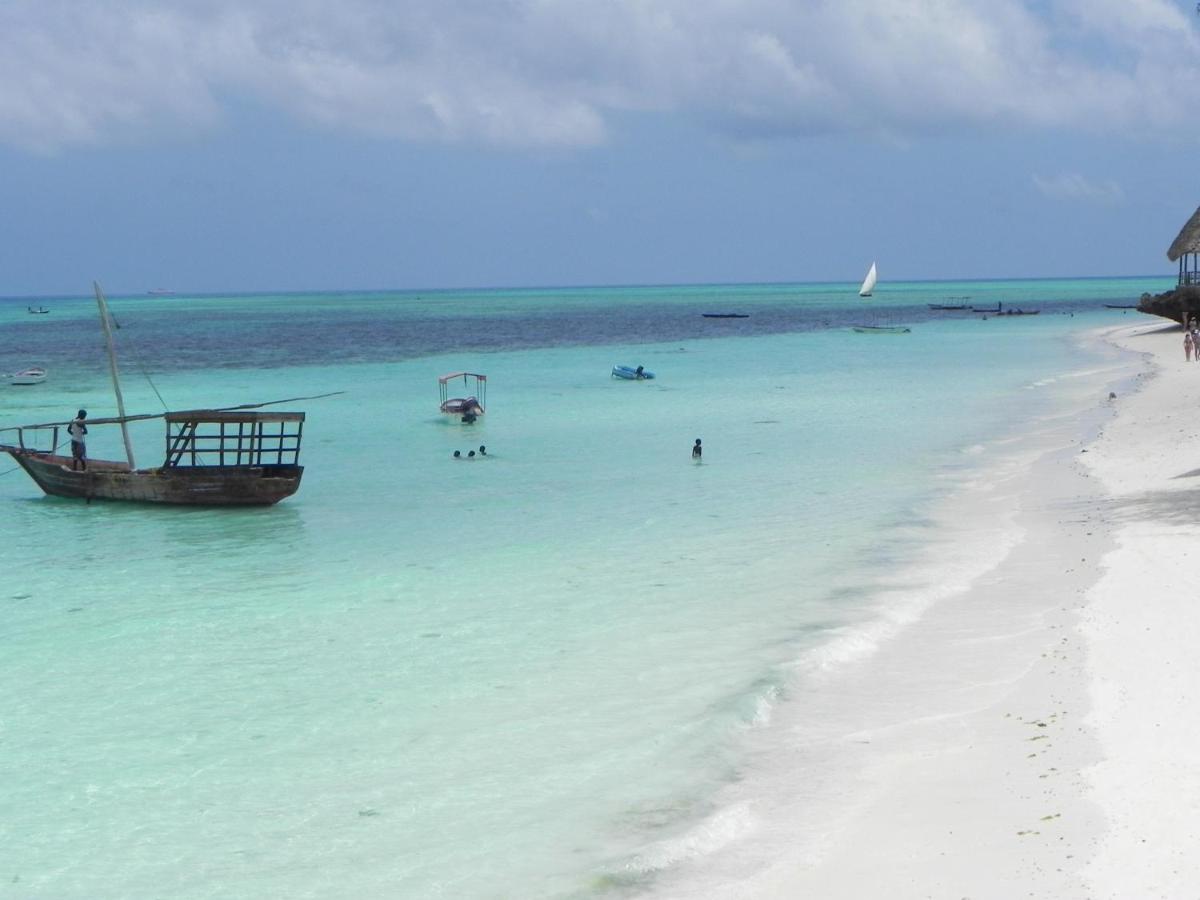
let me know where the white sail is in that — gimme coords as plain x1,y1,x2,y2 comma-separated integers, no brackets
858,262,877,297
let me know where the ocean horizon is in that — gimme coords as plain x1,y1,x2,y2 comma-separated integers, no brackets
0,276,1163,897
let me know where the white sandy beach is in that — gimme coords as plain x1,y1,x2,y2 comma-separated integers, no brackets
646,319,1200,899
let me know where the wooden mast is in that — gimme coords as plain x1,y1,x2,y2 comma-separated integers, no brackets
93,281,136,469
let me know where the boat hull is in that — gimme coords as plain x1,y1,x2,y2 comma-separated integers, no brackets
7,367,46,385
1,449,302,505
851,325,911,334
440,398,484,415
612,365,655,379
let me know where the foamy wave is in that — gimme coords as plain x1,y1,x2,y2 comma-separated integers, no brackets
1028,364,1131,390
791,495,1026,678
750,686,779,728
626,802,757,875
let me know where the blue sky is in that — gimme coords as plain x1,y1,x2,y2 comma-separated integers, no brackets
0,0,1198,295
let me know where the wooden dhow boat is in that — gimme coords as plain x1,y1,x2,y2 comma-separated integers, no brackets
0,283,319,506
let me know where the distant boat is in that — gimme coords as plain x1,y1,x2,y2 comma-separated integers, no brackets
26,306,49,314
1105,304,1138,309
701,313,749,319
974,304,1039,316
612,365,654,380
858,262,878,297
6,367,46,385
853,262,908,333
146,289,175,296
928,304,969,311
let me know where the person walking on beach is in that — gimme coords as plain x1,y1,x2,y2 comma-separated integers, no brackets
68,409,88,471
1186,330,1193,362
692,438,702,460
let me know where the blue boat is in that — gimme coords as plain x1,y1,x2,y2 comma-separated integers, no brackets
612,365,654,380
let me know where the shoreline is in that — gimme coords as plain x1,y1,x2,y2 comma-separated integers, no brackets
639,321,1160,898
1080,321,1200,898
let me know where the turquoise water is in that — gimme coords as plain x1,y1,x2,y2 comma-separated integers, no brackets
0,278,1160,897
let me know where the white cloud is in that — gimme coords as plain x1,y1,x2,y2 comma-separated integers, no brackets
1033,172,1125,203
0,0,1198,152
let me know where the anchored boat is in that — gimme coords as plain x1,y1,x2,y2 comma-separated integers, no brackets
439,372,486,422
612,365,654,380
6,367,47,385
0,283,319,506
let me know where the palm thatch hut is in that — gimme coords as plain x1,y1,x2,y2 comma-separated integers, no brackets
1137,205,1200,324
1168,205,1200,287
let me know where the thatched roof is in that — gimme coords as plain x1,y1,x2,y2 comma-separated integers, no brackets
1168,205,1200,261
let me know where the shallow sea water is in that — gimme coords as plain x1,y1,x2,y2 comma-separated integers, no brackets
0,278,1163,897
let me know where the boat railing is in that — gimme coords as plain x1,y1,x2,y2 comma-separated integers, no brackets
163,411,305,468
5,425,61,454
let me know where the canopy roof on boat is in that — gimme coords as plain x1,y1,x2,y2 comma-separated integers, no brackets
438,372,487,384
0,392,339,432
165,411,305,424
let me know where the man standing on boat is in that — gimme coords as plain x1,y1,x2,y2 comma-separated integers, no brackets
68,410,88,471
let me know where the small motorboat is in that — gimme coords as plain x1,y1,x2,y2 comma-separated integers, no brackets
851,325,911,335
612,365,654,380
6,367,47,385
26,306,49,314
439,372,487,421
701,313,749,318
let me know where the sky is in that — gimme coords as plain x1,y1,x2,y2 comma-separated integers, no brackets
1,0,1199,295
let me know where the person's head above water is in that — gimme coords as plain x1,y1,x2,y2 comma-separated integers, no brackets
453,450,461,458
468,450,476,458
479,445,486,454
694,438,701,445
77,409,87,419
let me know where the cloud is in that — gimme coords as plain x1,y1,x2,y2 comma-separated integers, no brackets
1,0,1198,153
1033,172,1125,203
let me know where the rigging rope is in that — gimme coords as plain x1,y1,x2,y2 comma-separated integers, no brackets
108,310,170,413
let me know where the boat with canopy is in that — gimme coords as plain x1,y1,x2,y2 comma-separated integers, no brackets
439,372,486,422
0,283,329,505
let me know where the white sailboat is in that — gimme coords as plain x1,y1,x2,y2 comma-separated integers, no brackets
858,261,878,297
852,260,909,333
